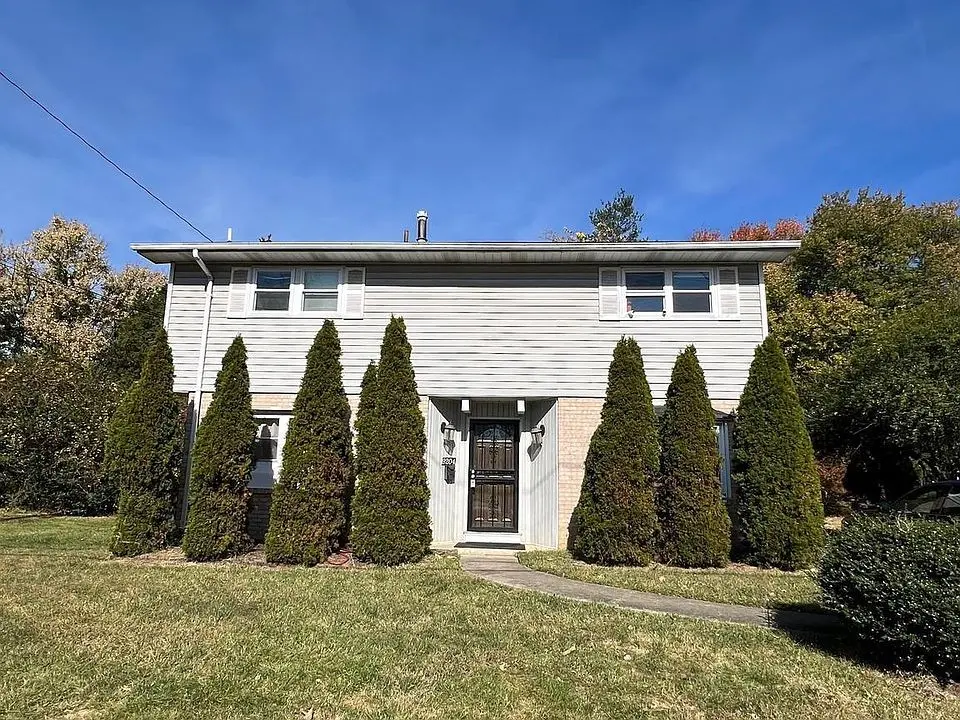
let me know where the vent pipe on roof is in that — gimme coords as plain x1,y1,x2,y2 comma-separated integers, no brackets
416,210,428,243
403,228,410,243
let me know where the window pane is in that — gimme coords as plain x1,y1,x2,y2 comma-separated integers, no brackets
627,295,664,313
255,291,290,311
900,489,941,513
673,292,711,313
256,270,292,290
303,293,338,312
303,270,339,290
673,271,711,291
254,419,280,461
625,271,664,290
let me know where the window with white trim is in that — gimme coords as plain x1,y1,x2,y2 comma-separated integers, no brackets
251,414,290,489
599,266,740,320
253,269,293,311
235,266,364,318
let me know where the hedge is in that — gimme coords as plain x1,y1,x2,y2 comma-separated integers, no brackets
819,515,960,682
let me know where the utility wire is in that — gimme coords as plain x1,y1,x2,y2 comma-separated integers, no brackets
0,68,215,243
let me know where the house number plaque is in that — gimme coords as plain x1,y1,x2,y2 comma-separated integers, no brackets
442,456,456,484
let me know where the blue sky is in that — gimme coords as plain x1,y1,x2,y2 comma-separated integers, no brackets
1,1,958,267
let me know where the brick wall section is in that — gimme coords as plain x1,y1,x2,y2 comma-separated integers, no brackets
556,398,603,547
247,489,272,542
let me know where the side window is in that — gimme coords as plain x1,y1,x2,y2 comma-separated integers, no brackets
672,270,712,313
254,417,281,462
625,271,665,315
253,270,292,311
302,269,340,312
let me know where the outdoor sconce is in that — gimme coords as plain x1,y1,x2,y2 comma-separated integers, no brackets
530,424,546,446
441,421,457,443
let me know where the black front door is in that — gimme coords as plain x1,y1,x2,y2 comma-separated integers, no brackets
468,420,519,532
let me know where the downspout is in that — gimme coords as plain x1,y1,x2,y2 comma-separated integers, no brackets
758,263,769,340
181,248,214,525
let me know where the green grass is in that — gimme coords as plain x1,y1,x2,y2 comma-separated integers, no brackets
519,550,821,610
1,517,956,720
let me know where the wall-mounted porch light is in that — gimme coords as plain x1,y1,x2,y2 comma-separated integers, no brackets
440,421,458,443
530,424,546,446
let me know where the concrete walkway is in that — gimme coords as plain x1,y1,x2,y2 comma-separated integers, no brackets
460,552,842,633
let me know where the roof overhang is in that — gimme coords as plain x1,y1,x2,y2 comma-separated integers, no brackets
131,240,800,265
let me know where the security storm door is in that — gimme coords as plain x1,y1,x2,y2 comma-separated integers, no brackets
468,421,520,532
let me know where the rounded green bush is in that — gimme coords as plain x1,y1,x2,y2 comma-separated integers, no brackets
569,336,659,565
656,346,731,567
819,516,960,683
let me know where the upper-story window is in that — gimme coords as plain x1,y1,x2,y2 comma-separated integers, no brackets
227,266,366,319
253,270,293,311
600,267,739,320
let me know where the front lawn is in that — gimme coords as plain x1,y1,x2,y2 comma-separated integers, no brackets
520,550,821,610
0,517,954,720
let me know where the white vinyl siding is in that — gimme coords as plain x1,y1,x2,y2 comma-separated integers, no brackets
165,263,763,404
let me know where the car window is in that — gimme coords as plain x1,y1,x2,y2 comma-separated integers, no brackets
897,487,945,514
939,489,960,517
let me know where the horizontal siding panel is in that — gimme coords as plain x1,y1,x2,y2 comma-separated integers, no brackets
168,261,767,402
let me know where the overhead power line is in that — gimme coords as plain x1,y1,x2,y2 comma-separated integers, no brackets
0,68,215,243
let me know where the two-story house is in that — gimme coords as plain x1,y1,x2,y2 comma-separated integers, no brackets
133,230,798,550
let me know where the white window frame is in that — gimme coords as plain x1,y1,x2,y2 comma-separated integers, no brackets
250,267,296,315
248,266,345,317
250,414,290,490
297,266,344,317
669,267,715,316
623,269,667,317
618,267,718,319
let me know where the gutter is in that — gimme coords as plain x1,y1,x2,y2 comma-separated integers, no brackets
181,248,214,525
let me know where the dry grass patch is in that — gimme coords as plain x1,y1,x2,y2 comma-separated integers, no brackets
0,517,955,720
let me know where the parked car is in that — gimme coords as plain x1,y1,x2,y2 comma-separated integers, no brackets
886,481,960,521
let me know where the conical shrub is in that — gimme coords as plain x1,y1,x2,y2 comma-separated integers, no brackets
265,321,354,564
182,336,256,560
733,336,825,569
105,328,184,556
656,346,731,567
569,336,659,565
354,360,378,481
351,317,431,565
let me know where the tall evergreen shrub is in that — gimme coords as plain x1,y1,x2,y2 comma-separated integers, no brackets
354,360,378,481
656,346,731,567
569,337,659,565
105,329,184,556
265,321,354,564
182,336,256,560
733,336,825,569
351,317,431,565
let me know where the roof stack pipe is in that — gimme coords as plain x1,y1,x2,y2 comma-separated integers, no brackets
416,210,428,243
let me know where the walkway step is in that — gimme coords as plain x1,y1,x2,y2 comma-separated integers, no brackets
460,553,842,633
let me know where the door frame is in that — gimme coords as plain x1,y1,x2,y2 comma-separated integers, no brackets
467,419,520,533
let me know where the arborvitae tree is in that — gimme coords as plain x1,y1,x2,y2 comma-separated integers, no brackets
351,317,431,565
733,336,825,570
354,360,378,480
265,321,354,564
570,337,659,565
182,336,256,560
656,346,731,567
105,329,183,556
